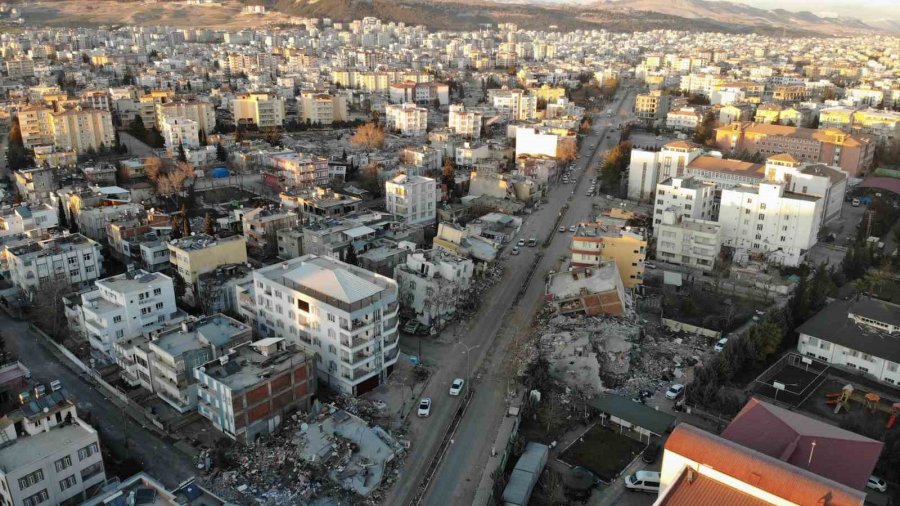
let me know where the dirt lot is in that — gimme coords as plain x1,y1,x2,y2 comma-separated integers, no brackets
18,1,291,28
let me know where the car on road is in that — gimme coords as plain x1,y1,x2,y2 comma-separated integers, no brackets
511,246,520,255
624,471,661,493
528,237,537,246
417,398,432,417
632,390,653,404
449,378,464,396
641,441,661,464
644,262,656,269
714,337,728,352
569,225,577,232
867,476,888,493
665,384,685,400
558,226,566,233
852,198,861,207
517,239,526,247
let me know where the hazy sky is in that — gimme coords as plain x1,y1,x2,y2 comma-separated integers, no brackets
732,0,899,20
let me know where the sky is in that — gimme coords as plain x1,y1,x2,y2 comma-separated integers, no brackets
732,0,899,21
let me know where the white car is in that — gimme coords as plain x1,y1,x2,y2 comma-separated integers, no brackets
511,246,520,255
450,378,465,396
569,225,577,232
558,226,566,233
665,384,685,400
867,476,887,493
517,239,526,247
417,398,432,417
714,337,728,352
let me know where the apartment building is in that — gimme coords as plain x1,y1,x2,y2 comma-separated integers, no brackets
149,315,253,412
155,100,216,134
241,207,300,256
298,91,348,125
168,234,248,286
73,270,184,358
79,90,111,111
252,255,401,395
267,152,330,190
394,249,474,327
5,59,35,79
545,262,626,316
400,145,442,173
232,92,285,128
0,204,57,238
330,69,433,92
764,154,848,224
571,222,647,288
797,297,900,385
385,174,438,226
17,106,114,154
652,176,716,229
718,181,823,266
634,90,670,127
280,187,361,224
195,338,315,441
384,103,428,136
514,126,576,160
388,81,449,106
160,117,200,153
488,88,537,121
0,396,106,506
666,107,701,131
655,211,722,272
448,104,483,139
626,141,703,202
14,167,55,202
32,146,77,169
6,233,104,296
16,105,54,147
715,122,875,177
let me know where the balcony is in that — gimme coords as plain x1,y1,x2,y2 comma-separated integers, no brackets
341,350,373,366
385,301,399,315
340,333,368,349
342,368,377,382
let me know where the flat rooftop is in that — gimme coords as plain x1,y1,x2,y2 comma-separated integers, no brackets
202,341,309,392
153,314,250,357
547,263,621,299
0,422,95,472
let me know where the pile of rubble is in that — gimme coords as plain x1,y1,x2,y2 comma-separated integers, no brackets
198,402,407,506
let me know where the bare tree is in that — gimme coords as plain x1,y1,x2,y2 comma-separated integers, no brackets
144,156,163,182
351,122,385,151
556,138,578,163
31,278,75,342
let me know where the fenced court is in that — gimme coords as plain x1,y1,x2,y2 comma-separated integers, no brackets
752,353,830,407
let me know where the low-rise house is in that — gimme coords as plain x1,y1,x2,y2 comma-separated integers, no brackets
394,249,474,327
195,338,316,441
545,262,626,316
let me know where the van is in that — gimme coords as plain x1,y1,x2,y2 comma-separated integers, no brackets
50,380,62,392
527,237,537,247
624,471,660,493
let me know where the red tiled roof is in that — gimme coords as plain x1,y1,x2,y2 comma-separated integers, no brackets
666,424,867,506
721,398,882,491
658,468,772,506
687,156,765,176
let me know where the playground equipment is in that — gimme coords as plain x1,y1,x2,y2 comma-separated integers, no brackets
825,384,854,414
864,393,881,414
888,403,900,429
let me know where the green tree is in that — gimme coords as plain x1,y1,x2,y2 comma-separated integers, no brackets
7,118,30,171
693,111,717,146
345,246,359,266
57,199,68,229
170,215,182,239
127,115,147,140
177,143,187,163
215,143,228,162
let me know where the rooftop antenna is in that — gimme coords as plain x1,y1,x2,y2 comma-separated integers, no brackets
808,440,817,468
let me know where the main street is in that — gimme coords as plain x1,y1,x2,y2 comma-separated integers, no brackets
384,87,636,506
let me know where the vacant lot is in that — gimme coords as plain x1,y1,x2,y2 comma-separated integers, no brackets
560,425,645,483
18,1,290,28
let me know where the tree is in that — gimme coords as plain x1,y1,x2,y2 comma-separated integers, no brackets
345,246,359,266
693,111,717,146
556,139,578,163
215,143,228,162
57,199,68,229
177,143,187,163
599,141,633,193
198,129,207,146
181,205,191,238
203,212,215,236
350,122,386,151
127,116,147,140
144,156,163,182
170,215,182,239
0,332,11,364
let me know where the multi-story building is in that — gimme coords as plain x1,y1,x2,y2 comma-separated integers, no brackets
0,396,106,506
626,141,703,202
652,176,717,229
160,117,200,153
718,181,823,266
488,88,537,121
514,126,576,160
168,234,248,286
267,152,330,190
252,255,401,395
5,59,35,79
394,249,474,327
232,92,285,128
666,107,701,131
18,106,114,154
32,146,77,169
14,167,55,202
16,105,55,147
298,91,348,125
797,297,900,385
388,81,450,106
6,233,104,297
149,314,253,412
634,90,671,127
241,207,300,256
400,145,442,174
0,204,57,238
385,174,438,226
280,187,362,224
195,337,315,441
715,122,875,177
155,100,216,134
545,262,626,316
384,103,428,136
73,270,185,359
448,104,483,139
571,222,647,288
655,211,722,271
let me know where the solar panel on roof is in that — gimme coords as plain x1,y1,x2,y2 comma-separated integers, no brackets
133,488,157,505
179,483,202,501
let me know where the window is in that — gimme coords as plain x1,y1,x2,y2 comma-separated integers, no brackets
80,462,103,481
23,489,49,506
83,254,91,261
115,330,124,338
153,288,161,295
888,362,899,373
69,269,78,277
297,299,310,313
113,315,122,323
18,470,44,490
54,456,72,472
78,443,99,461
155,302,163,310
758,214,765,220
59,475,77,491
327,313,335,323
141,307,151,315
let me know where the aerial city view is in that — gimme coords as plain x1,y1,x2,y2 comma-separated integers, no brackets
0,0,898,504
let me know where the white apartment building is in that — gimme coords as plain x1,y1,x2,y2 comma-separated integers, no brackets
385,174,438,226
514,126,574,160
298,91,348,125
455,142,491,168
14,167,55,202
797,298,900,385
488,88,536,121
384,103,428,136
74,270,184,359
652,176,717,231
0,204,58,238
763,154,848,224
394,249,474,327
655,211,722,272
448,104,483,139
232,92,285,128
252,255,401,396
389,81,449,106
267,152,330,189
160,117,200,153
155,100,216,134
0,397,106,506
718,181,823,266
6,233,104,297
626,141,703,202
666,107,702,131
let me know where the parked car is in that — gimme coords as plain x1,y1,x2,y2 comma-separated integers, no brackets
559,226,566,233
511,246,520,255
714,337,728,352
642,441,661,464
569,225,577,233
644,262,657,269
665,384,685,400
852,198,861,207
528,237,537,246
417,398,432,417
449,378,464,396
867,476,888,493
624,471,661,493
632,390,653,404
517,239,526,247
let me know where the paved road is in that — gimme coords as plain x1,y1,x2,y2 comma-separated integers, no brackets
1,312,196,488
394,90,636,506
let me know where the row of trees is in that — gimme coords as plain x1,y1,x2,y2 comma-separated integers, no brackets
599,141,633,193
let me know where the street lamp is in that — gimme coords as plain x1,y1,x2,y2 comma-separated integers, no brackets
459,342,481,398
